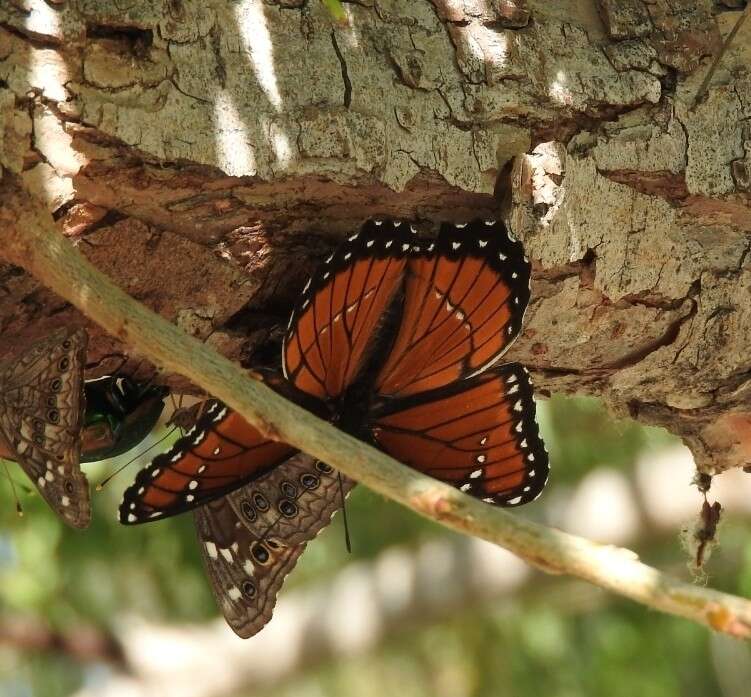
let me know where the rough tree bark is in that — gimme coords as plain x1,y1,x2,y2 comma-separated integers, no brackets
0,0,749,481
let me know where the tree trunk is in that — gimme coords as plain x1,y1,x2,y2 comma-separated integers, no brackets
0,0,749,475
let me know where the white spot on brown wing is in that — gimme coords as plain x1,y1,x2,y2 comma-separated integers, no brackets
212,447,220,455
515,421,523,433
456,223,468,228
344,252,352,260
385,240,393,248
480,436,488,445
508,496,522,505
527,453,535,461
507,374,517,384
228,587,242,601
498,253,507,261
189,480,198,490
138,487,145,495
484,219,495,225
37,476,45,488
303,279,311,292
61,496,70,507
186,494,195,502
374,220,383,225
483,497,494,503
476,455,486,463
529,469,536,477
394,221,403,227
366,239,375,248
455,310,465,321
221,548,233,563
460,483,471,492
45,471,54,482
452,242,461,250
524,486,531,492
401,243,410,251
479,240,488,247
151,468,161,478
513,401,523,412
470,469,482,478
348,233,358,241
427,243,435,252
410,224,418,233
128,513,137,523
509,384,519,395
243,559,255,575
511,272,518,279
521,438,528,447
325,254,334,264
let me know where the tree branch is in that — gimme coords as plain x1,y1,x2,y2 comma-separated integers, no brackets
2,174,750,639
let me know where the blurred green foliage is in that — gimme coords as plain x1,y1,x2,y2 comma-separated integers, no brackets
1,395,749,697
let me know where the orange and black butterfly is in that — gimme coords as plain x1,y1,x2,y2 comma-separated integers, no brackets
119,218,549,635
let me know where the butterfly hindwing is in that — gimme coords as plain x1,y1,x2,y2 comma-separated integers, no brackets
195,494,305,639
374,220,530,398
370,362,547,506
0,327,90,528
227,453,355,546
197,453,353,638
119,399,296,524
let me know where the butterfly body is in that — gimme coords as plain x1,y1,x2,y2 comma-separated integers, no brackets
0,327,90,528
121,218,549,636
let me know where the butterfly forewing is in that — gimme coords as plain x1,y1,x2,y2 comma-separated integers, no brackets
0,327,90,528
119,399,295,524
370,363,548,506
283,220,418,401
374,220,530,398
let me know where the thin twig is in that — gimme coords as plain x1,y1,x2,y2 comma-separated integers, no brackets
2,175,751,638
691,5,750,111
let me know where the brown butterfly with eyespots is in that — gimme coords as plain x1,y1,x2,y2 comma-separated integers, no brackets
0,327,90,528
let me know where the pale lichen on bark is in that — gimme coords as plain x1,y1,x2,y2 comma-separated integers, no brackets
0,0,749,477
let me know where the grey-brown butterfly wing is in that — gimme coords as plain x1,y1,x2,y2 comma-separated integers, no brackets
227,453,355,545
195,494,306,639
196,453,355,638
0,327,90,528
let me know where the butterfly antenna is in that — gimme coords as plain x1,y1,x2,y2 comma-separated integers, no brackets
2,461,23,517
96,426,177,490
337,471,352,554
